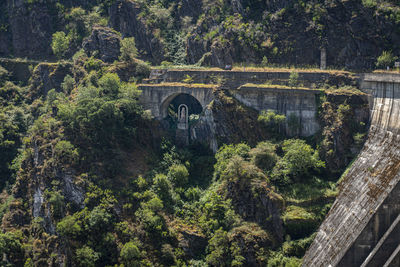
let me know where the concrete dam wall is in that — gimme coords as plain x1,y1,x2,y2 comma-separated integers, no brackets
303,74,400,267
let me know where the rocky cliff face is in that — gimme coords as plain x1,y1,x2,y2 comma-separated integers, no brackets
83,26,121,63
1,0,56,59
109,0,165,64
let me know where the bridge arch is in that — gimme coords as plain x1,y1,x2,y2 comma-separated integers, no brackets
160,92,204,119
138,84,215,119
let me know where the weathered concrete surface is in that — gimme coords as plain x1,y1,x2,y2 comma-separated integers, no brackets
232,85,321,136
153,69,357,88
303,74,400,267
138,83,216,119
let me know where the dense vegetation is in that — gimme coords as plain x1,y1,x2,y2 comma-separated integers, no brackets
0,0,381,266
0,0,399,69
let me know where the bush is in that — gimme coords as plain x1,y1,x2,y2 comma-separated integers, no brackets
57,215,82,239
0,65,9,85
206,229,230,266
288,72,299,88
267,251,301,267
51,31,70,59
272,139,324,183
168,164,189,188
376,50,397,69
86,206,114,233
0,231,24,266
249,141,279,171
54,140,79,165
120,37,138,62
214,143,251,179
120,241,141,267
258,110,286,134
153,174,174,209
61,75,75,94
47,191,65,219
76,246,99,267
283,206,319,239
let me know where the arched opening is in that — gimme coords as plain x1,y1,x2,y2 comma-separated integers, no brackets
168,94,203,117
161,93,203,121
162,93,203,145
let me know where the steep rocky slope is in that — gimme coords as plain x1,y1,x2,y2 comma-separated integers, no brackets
1,0,399,69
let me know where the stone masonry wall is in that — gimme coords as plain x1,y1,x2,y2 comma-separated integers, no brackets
232,86,321,136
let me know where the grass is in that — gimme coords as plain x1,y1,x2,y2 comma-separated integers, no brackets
373,69,400,74
138,82,217,88
241,83,322,91
152,64,354,75
325,85,366,96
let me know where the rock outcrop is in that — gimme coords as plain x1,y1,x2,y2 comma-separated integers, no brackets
28,62,73,100
83,27,122,63
1,0,55,58
109,0,164,64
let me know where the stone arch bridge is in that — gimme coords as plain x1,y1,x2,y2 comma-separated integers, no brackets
138,83,216,119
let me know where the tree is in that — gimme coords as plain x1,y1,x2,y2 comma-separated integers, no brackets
261,56,268,70
76,246,99,267
249,141,279,171
120,241,141,267
258,110,286,134
273,139,325,183
51,31,70,59
167,164,189,187
376,50,397,69
206,229,231,266
288,72,299,88
57,215,82,239
120,37,138,62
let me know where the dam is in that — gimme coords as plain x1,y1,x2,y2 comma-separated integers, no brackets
303,73,400,267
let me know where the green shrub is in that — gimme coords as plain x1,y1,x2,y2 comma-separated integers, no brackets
0,231,24,266
376,50,397,69
283,206,319,239
249,141,279,171
206,229,230,266
0,65,9,85
267,251,301,267
272,139,324,183
153,174,175,209
61,75,75,94
56,215,82,239
258,110,286,134
51,31,70,59
120,37,138,62
54,140,79,165
288,72,299,88
86,206,114,233
168,164,189,188
47,190,65,219
76,246,99,267
214,143,251,179
120,241,141,267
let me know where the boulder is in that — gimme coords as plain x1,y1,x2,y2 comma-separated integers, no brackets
83,26,121,63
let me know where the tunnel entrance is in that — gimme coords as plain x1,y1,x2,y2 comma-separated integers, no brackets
165,93,203,146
